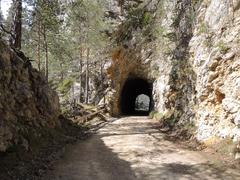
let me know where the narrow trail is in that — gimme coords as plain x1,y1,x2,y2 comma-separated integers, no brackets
44,117,240,180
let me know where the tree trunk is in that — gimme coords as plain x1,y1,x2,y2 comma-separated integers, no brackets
79,46,83,102
11,0,22,49
85,48,90,104
100,59,105,104
43,25,49,81
59,62,64,83
118,0,124,15
72,84,75,105
37,19,41,71
0,0,3,23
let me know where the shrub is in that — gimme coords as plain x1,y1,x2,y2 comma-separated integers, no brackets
198,22,208,34
217,40,229,54
143,12,152,26
149,110,176,126
149,111,159,119
58,78,73,94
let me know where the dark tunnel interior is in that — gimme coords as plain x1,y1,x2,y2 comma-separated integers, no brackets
120,77,153,116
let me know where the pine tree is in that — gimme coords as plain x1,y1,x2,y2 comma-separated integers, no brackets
66,0,110,103
22,0,62,81
0,0,3,38
10,0,22,49
2,0,112,105
0,0,3,23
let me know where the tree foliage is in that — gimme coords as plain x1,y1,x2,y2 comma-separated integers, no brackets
0,0,111,105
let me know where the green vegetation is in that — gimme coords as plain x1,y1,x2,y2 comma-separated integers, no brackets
1,0,110,105
149,111,163,119
216,40,229,54
149,110,178,128
143,12,153,26
198,22,208,35
57,78,74,94
161,113,177,128
115,1,164,44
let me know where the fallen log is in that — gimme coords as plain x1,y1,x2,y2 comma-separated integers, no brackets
67,103,108,125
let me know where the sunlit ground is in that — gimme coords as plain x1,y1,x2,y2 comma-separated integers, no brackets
45,117,240,180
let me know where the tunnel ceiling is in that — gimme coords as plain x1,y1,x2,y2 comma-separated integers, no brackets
120,77,153,115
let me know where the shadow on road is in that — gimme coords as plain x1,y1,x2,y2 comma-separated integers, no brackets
44,117,240,180
44,135,137,180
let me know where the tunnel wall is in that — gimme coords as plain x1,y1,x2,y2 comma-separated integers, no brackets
108,47,154,116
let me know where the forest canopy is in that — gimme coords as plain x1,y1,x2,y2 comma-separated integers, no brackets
0,0,113,105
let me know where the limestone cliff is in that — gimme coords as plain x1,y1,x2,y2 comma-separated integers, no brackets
0,40,60,152
190,0,240,142
109,0,240,143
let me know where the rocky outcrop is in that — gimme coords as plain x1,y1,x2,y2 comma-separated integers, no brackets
108,47,153,115
109,0,240,144
189,0,240,142
107,0,160,115
0,40,60,152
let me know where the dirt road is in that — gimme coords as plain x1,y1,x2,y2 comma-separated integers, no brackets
44,116,240,180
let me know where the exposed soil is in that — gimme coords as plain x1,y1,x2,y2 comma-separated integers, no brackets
42,116,240,180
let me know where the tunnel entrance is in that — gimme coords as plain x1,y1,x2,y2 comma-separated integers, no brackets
120,77,153,116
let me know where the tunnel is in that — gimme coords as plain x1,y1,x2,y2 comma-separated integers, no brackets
120,77,153,116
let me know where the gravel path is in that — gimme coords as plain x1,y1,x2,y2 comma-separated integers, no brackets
44,116,240,180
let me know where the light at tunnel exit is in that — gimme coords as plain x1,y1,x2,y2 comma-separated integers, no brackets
120,77,153,116
135,94,150,112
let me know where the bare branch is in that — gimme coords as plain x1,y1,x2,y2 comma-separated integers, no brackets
0,23,15,39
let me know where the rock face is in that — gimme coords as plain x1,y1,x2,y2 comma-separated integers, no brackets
0,41,60,152
189,0,240,142
109,0,240,143
108,47,153,115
